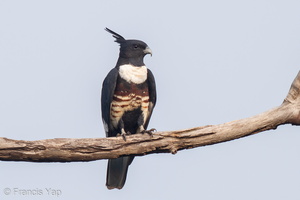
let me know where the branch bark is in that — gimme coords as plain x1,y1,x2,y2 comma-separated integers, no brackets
1,71,300,162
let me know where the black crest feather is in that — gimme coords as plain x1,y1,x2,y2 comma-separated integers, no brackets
105,27,125,44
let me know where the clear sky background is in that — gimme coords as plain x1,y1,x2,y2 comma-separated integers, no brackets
0,0,300,199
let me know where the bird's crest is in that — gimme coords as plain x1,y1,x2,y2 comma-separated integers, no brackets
105,27,125,44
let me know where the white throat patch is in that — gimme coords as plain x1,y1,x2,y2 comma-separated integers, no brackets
119,64,148,84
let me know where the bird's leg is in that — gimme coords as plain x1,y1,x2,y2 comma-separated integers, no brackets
120,128,127,141
137,124,156,136
116,119,131,141
137,115,156,136
116,130,132,141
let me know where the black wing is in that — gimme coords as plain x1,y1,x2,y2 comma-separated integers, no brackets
144,69,157,129
101,68,119,137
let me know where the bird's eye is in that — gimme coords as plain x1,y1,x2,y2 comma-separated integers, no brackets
133,44,139,49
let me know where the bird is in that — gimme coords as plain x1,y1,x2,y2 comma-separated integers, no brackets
101,28,157,189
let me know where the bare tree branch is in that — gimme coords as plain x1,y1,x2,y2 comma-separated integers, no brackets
0,71,299,162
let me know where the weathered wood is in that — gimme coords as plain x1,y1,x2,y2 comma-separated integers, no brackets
0,71,299,162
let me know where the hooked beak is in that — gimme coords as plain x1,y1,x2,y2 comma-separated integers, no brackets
143,46,152,56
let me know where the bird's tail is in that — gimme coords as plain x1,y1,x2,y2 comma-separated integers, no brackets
106,156,134,189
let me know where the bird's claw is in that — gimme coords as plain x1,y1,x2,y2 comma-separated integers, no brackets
117,131,131,141
141,128,156,136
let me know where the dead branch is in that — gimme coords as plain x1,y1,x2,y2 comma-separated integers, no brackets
0,71,299,162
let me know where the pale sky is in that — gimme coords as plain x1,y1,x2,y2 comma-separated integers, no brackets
0,0,300,200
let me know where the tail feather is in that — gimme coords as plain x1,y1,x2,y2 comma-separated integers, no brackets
106,156,134,189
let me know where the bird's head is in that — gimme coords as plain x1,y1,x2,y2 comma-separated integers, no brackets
105,28,152,66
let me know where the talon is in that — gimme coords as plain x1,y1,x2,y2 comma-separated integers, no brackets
121,132,127,141
149,128,157,133
141,128,156,136
117,129,129,141
119,131,132,141
121,134,126,141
